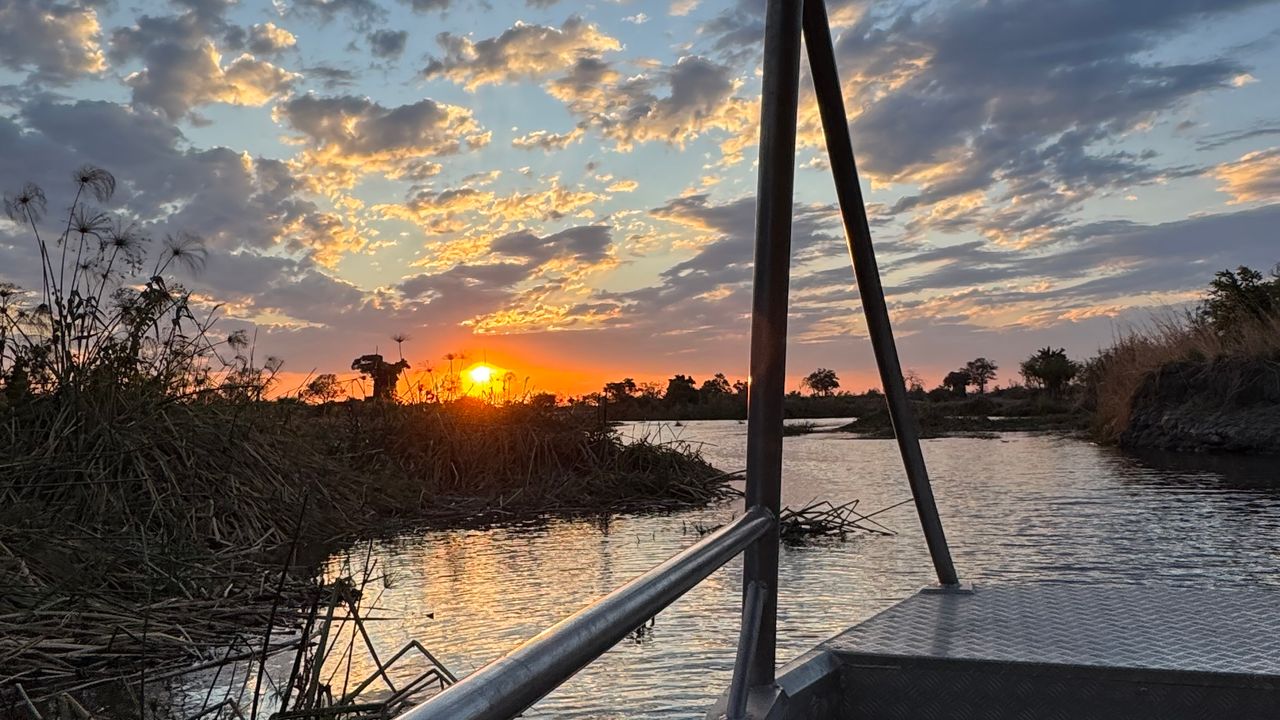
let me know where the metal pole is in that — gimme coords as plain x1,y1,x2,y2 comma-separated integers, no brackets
726,581,768,719
743,0,805,688
802,0,959,586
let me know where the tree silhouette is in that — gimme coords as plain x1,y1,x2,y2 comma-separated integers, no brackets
942,369,971,397
351,354,410,401
303,373,342,403
802,368,839,396
700,373,732,398
964,357,998,394
1199,265,1280,336
603,377,637,402
903,369,925,394
1020,347,1078,396
664,374,699,405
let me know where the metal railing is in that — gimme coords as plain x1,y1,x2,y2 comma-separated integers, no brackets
397,1,957,717
398,510,773,720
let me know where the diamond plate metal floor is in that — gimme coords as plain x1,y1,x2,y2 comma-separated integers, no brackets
827,584,1280,677
764,584,1280,720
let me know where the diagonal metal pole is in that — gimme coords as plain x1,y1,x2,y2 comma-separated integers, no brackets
802,0,959,586
742,0,805,690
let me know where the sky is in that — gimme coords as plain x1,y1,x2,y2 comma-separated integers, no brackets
1,0,1278,397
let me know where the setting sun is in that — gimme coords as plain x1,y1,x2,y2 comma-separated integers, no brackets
468,364,494,385
461,362,515,397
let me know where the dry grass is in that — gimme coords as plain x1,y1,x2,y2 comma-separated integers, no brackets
1088,312,1280,443
0,397,732,710
0,165,736,714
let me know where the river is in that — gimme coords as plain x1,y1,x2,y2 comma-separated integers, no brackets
247,422,1280,718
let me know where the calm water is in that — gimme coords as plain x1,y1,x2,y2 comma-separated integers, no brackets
283,422,1280,717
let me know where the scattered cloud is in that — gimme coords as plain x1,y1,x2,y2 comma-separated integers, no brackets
367,29,408,60
424,16,621,91
548,54,756,157
818,0,1265,240
671,0,699,17
0,0,107,84
291,0,386,27
111,5,297,121
1,0,1277,390
276,93,489,191
246,23,298,56
1212,147,1280,204
378,181,605,238
512,127,584,151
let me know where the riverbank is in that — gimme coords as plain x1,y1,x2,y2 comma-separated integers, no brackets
0,398,732,712
829,395,1087,439
1119,357,1280,453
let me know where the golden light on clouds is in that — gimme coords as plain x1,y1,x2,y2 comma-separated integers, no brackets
1212,148,1280,204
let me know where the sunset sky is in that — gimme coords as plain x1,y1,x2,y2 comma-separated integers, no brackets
2,0,1278,397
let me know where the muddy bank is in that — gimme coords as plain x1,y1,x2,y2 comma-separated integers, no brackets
1120,358,1280,454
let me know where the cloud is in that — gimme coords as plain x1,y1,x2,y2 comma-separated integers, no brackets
401,0,451,11
0,0,107,84
1197,124,1280,151
378,181,604,238
1212,147,1280,204
816,0,1267,241
575,194,842,342
423,16,621,91
424,17,755,158
302,64,358,88
511,127,584,151
548,54,756,156
670,0,699,17
395,225,619,334
126,45,296,122
490,224,612,267
111,7,297,121
367,29,408,60
275,93,489,190
291,0,386,27
246,22,298,56
3,98,364,268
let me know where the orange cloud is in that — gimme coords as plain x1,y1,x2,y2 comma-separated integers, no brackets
1212,147,1280,204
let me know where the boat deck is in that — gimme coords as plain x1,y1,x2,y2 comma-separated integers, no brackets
766,584,1280,720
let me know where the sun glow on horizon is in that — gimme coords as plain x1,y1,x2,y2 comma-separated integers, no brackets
463,362,515,399
468,364,494,384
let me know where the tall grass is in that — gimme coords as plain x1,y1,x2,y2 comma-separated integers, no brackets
1087,311,1280,443
0,167,732,709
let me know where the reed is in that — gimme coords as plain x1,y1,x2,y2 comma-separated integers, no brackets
1086,311,1280,443
0,167,733,712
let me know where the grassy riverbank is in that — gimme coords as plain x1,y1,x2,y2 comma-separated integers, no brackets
0,397,731,708
1084,266,1280,452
